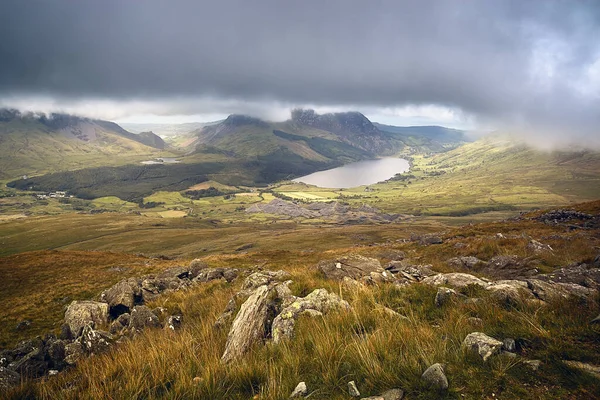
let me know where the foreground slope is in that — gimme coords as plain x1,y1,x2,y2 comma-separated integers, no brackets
2,201,600,399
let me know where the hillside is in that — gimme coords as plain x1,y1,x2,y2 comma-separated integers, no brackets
0,109,170,180
1,200,599,399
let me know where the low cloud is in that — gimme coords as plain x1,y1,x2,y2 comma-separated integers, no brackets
0,0,598,148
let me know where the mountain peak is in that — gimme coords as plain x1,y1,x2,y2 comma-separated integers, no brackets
223,114,268,127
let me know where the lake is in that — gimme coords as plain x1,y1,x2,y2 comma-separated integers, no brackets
293,157,410,188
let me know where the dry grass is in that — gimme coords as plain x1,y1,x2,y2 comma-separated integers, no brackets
3,200,600,399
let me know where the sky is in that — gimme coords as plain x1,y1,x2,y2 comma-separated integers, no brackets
0,0,599,147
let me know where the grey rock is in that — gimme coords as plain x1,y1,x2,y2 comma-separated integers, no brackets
527,240,553,254
486,281,534,304
166,315,183,331
386,262,435,280
64,301,109,338
563,360,600,378
79,324,113,355
101,278,141,317
317,254,383,280
348,380,361,397
289,381,308,398
463,332,503,361
221,285,274,363
189,259,209,278
503,338,516,353
421,363,448,390
523,359,542,371
435,287,459,307
0,367,20,390
422,273,489,288
46,339,67,370
215,298,237,329
129,306,161,332
10,346,48,377
272,288,351,343
380,388,404,400
64,341,84,365
447,256,483,270
194,268,225,283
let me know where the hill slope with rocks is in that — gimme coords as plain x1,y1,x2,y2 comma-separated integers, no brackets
2,201,600,399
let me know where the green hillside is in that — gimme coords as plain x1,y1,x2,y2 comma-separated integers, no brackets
0,110,173,180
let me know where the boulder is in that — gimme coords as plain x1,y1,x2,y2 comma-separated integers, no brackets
462,332,503,361
9,346,48,377
46,339,67,370
64,301,109,337
79,324,113,355
0,367,20,391
129,306,162,332
447,256,483,270
290,381,308,398
317,254,383,280
348,380,361,397
486,281,534,304
241,270,292,291
166,315,183,331
536,263,600,289
563,360,600,378
435,287,460,307
101,278,141,317
526,279,596,302
524,359,542,371
221,285,274,363
64,341,84,365
421,363,448,390
189,259,209,278
503,338,516,353
422,273,489,288
158,266,191,280
386,262,435,280
272,289,351,343
193,268,226,283
380,388,404,400
527,240,553,254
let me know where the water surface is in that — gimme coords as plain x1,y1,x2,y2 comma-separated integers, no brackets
293,158,409,188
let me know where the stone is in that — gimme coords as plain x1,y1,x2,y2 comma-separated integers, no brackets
380,388,404,400
563,360,600,378
289,381,308,398
447,256,483,270
462,332,503,361
422,273,489,288
158,266,191,280
523,359,542,371
194,268,225,283
348,380,361,397
129,306,162,332
79,324,113,355
9,346,48,377
486,281,534,304
189,259,209,278
64,341,84,365
46,339,67,370
435,287,459,307
503,338,516,353
527,240,553,254
272,289,351,343
242,270,292,291
221,285,274,363
421,363,448,390
385,261,434,279
166,315,183,331
222,268,239,283
0,367,20,390
64,301,109,338
317,254,383,280
101,278,141,318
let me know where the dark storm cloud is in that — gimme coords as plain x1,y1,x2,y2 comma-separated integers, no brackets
0,0,599,144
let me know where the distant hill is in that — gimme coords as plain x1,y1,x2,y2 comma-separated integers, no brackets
0,109,169,179
120,121,220,137
374,123,470,150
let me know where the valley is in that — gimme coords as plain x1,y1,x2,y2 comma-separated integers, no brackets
1,109,600,399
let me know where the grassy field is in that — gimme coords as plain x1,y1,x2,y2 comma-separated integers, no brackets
2,201,599,399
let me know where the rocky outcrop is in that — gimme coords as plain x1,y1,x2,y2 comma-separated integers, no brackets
221,285,274,363
422,273,489,288
64,301,109,337
290,381,308,398
317,254,383,280
447,256,483,270
100,278,141,317
129,306,162,332
462,332,503,361
272,289,350,343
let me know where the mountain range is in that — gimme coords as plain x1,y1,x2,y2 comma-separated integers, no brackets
0,109,167,179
